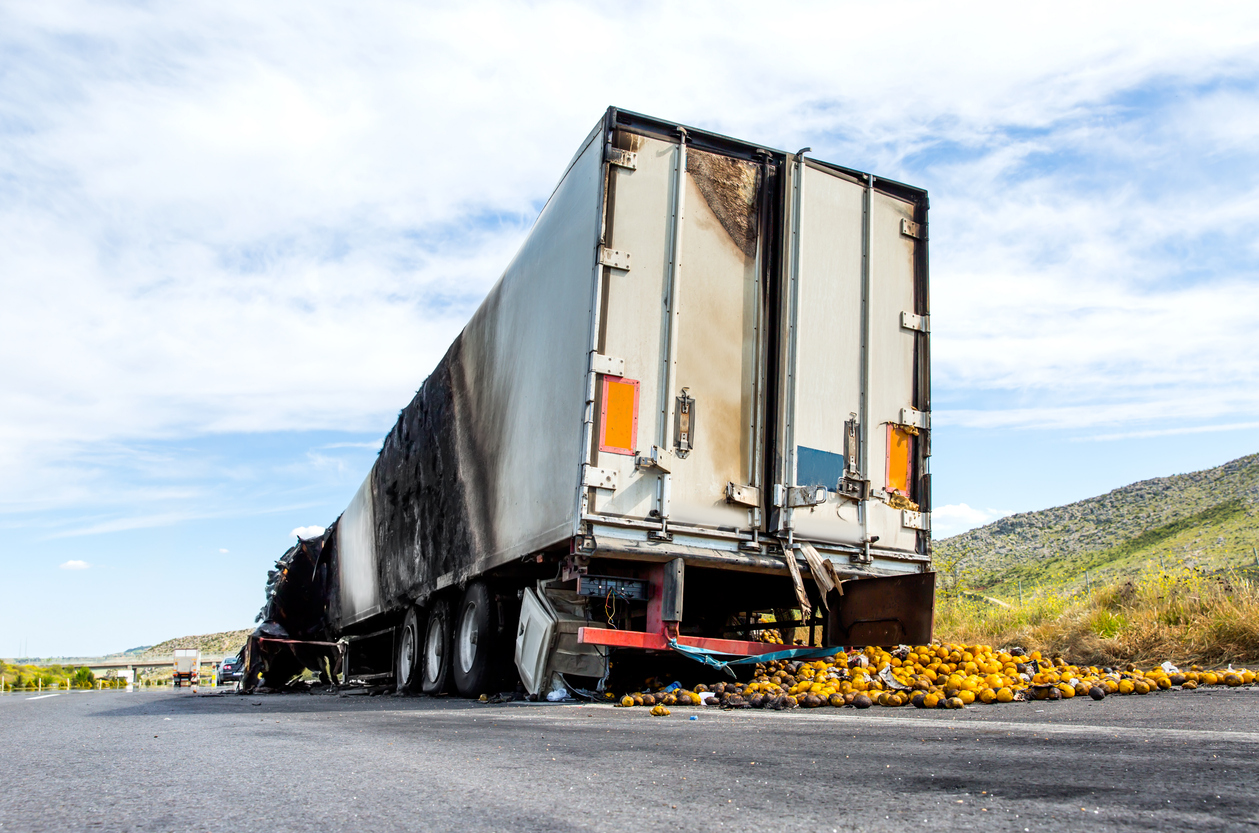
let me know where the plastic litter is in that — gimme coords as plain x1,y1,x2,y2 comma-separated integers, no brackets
545,676,573,702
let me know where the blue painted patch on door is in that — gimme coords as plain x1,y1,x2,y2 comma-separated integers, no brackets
796,446,845,491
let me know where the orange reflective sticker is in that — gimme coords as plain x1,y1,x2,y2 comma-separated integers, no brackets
599,376,639,455
886,424,913,496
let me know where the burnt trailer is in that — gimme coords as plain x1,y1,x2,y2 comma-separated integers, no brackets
270,108,935,697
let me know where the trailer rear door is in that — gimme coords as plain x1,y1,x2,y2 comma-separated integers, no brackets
588,130,767,538
774,158,927,556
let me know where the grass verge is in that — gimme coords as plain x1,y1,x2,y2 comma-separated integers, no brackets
936,565,1259,668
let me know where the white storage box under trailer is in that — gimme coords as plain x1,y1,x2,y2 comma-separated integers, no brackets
292,108,933,697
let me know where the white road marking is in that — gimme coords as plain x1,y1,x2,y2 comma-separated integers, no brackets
25,693,61,701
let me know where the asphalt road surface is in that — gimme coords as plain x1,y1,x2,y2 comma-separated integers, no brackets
2,686,1257,832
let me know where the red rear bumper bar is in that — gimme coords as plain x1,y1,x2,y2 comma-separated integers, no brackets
576,627,785,657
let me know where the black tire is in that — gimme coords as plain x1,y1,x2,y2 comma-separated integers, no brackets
420,598,453,695
396,606,423,693
453,582,500,697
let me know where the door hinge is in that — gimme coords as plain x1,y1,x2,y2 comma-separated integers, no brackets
774,484,828,509
635,446,671,473
899,407,930,430
599,247,631,271
900,311,929,333
900,217,923,239
901,509,929,531
725,483,761,508
583,466,618,491
838,476,870,502
590,352,625,377
605,147,637,170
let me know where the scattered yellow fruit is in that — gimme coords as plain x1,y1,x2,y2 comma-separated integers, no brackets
602,644,1252,717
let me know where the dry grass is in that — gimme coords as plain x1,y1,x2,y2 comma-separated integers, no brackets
936,566,1259,668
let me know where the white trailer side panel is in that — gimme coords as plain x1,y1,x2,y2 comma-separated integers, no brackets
335,127,604,624
451,127,604,569
338,474,381,626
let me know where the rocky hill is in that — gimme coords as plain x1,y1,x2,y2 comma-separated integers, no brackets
936,453,1259,594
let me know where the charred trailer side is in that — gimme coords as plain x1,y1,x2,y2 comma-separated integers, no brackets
320,108,933,697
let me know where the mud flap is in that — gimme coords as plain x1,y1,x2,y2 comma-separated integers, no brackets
824,571,935,647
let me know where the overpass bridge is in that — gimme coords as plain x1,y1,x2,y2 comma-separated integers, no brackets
85,655,231,675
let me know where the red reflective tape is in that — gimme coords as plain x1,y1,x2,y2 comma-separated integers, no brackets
576,627,789,658
577,627,668,650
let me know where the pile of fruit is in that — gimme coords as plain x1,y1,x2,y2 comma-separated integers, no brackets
613,643,1257,712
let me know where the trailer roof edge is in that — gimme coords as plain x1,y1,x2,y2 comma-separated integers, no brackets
608,106,928,202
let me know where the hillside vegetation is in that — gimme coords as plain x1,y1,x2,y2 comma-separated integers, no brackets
936,566,1259,667
936,453,1259,596
933,452,1259,665
0,662,121,691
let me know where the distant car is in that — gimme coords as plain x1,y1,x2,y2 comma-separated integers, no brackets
218,656,243,684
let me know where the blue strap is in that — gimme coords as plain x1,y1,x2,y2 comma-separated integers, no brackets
666,639,845,678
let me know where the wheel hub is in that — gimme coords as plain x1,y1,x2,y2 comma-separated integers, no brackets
459,602,479,674
425,616,444,684
398,623,416,686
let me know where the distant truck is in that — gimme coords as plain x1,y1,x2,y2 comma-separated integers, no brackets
252,108,935,698
172,649,200,687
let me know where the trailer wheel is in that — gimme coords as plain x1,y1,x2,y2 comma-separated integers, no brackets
396,606,423,693
454,582,498,697
421,598,453,695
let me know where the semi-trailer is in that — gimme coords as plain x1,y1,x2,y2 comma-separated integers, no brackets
247,107,935,697
172,648,200,688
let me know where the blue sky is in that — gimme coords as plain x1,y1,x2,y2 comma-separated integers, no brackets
3,1,1258,656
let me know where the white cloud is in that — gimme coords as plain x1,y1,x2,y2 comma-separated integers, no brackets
59,560,90,570
932,504,1017,538
219,548,229,553
291,525,326,540
1082,421,1259,442
1,0,1257,515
